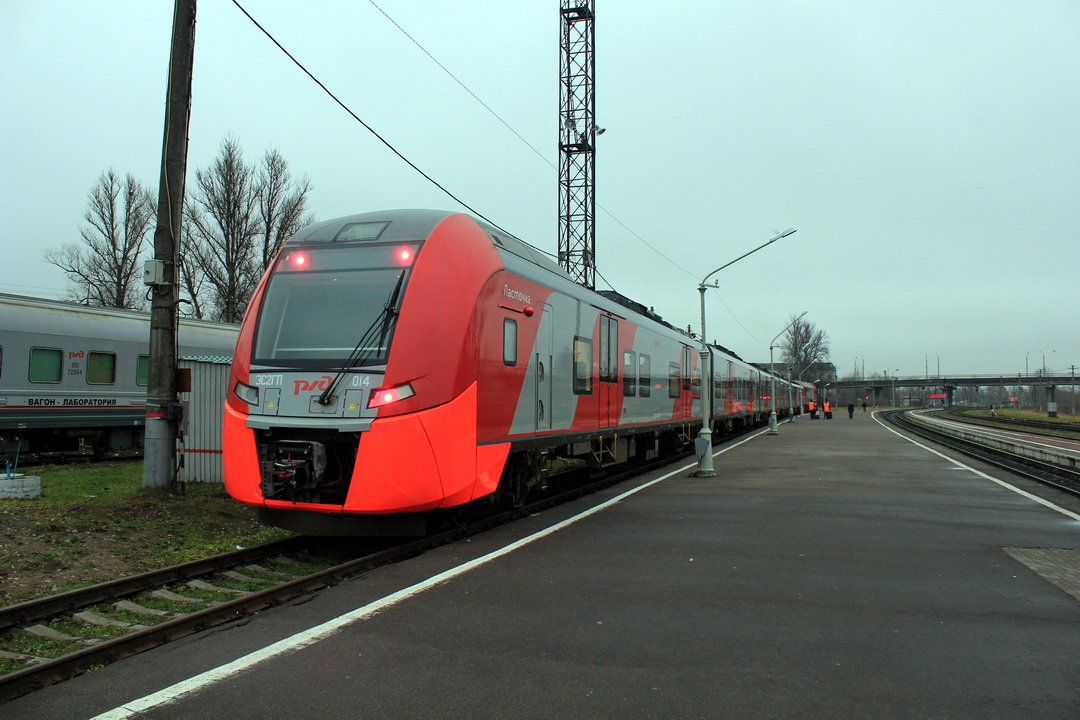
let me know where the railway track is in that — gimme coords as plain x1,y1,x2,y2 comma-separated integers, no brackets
885,410,1080,498
938,409,1080,439
0,445,698,703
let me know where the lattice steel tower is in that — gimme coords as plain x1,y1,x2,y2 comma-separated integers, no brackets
558,2,597,290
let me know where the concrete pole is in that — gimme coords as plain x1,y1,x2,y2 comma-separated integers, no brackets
695,285,715,477
144,0,196,488
768,344,778,434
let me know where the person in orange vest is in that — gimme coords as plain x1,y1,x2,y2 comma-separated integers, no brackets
808,399,817,419
823,399,832,419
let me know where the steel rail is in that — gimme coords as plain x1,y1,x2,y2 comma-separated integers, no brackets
0,444,699,704
885,410,1080,497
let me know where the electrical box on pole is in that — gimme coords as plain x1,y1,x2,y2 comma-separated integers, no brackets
558,1,597,290
144,0,196,488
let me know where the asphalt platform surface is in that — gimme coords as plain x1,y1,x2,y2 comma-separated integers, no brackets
8,411,1080,719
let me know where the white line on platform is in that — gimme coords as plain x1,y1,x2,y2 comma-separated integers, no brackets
90,432,764,719
873,412,1080,523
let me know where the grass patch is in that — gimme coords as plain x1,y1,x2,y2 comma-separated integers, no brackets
960,408,1080,425
0,630,80,659
0,461,293,605
0,657,28,674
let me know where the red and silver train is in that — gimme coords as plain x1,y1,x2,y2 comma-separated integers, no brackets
224,210,810,534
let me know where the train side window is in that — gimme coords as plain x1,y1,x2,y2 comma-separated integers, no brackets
0,345,3,379
29,347,63,383
668,362,680,398
87,352,116,384
503,318,518,366
136,355,149,386
691,365,701,399
638,354,651,397
622,350,636,397
573,336,592,395
682,348,692,391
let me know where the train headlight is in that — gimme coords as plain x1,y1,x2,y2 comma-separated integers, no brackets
233,380,260,406
367,382,415,409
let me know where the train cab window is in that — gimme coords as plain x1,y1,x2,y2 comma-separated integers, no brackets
29,347,63,383
668,362,681,399
638,354,651,397
136,355,149,386
573,336,592,395
682,348,692,391
622,350,636,397
87,352,116,384
503,318,517,366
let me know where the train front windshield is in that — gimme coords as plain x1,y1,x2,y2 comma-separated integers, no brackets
252,245,416,368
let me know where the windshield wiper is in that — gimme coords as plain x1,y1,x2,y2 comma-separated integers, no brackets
317,271,406,406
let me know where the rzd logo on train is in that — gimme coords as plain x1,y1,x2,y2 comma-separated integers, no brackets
293,375,333,395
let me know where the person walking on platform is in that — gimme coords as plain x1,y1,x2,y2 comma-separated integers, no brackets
823,400,832,419
847,401,855,419
808,399,817,419
861,401,867,413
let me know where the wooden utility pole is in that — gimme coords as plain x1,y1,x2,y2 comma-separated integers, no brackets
144,0,196,488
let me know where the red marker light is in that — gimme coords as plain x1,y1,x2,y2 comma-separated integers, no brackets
285,252,311,270
395,247,414,264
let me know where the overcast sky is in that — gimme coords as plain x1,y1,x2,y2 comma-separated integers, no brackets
2,1,1078,379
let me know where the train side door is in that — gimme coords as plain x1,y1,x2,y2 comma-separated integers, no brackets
535,305,553,432
678,345,695,418
598,314,619,428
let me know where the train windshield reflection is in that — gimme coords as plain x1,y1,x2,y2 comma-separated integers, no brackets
252,246,415,368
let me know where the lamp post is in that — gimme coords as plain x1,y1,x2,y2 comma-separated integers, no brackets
695,227,797,476
768,312,807,434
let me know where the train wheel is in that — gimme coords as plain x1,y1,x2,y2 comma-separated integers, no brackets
496,451,543,509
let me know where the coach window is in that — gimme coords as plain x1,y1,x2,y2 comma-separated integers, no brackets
87,352,116,385
638,354,651,397
0,346,3,379
29,347,62,383
668,362,680,399
503,318,517,366
573,336,592,395
136,355,149,386
622,350,636,397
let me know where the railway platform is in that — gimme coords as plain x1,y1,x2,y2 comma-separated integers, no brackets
7,412,1080,719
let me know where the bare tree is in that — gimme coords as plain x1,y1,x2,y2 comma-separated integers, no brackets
44,169,154,308
256,148,313,269
186,138,261,323
185,139,314,322
781,314,831,380
177,214,208,319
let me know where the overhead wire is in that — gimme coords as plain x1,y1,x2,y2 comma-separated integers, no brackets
231,0,766,344
364,0,697,283
228,0,511,236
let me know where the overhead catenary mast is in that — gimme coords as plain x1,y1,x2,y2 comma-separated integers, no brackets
558,1,598,289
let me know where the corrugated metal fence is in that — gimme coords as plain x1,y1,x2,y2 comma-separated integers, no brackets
177,357,231,483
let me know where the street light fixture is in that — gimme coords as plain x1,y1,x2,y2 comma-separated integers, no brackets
695,227,797,477
769,311,807,434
